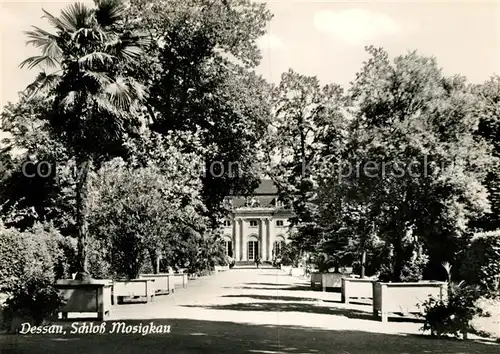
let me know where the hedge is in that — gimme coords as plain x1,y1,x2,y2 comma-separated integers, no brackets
459,230,500,297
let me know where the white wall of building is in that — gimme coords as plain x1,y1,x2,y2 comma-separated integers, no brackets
221,210,292,262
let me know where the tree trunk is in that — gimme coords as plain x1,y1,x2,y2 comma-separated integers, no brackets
361,251,366,279
75,155,92,281
148,248,158,274
392,238,404,282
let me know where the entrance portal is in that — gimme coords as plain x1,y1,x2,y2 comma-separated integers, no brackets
247,240,259,261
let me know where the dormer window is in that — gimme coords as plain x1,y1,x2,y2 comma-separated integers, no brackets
276,199,283,207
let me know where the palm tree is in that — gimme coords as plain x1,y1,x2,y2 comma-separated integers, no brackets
20,0,151,279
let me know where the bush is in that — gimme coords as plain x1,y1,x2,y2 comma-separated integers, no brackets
311,252,336,273
29,223,77,280
458,231,500,298
2,270,65,331
378,248,428,282
0,227,32,292
419,281,484,339
224,255,235,267
139,249,154,274
281,243,300,267
399,252,429,282
87,236,113,279
0,225,56,290
0,224,66,331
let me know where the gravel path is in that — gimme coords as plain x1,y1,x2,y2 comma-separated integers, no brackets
1,268,498,353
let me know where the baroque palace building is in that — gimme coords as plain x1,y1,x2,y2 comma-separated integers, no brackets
221,179,294,262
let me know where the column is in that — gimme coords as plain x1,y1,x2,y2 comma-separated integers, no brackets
267,218,272,261
240,219,246,261
234,218,240,261
260,218,266,260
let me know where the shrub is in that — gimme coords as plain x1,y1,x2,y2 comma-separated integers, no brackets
0,227,32,292
311,252,336,273
29,223,77,280
2,270,65,330
399,252,429,282
419,281,484,339
378,248,428,282
87,236,112,279
458,231,500,298
281,243,300,267
0,225,56,290
0,225,65,330
139,250,154,274
223,255,234,267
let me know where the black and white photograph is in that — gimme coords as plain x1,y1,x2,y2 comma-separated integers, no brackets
0,0,499,352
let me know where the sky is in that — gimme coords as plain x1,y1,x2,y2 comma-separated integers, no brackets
0,0,499,112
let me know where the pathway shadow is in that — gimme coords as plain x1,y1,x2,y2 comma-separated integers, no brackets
258,273,293,276
241,283,341,293
225,286,313,291
221,294,319,302
244,282,307,287
182,302,423,323
3,318,497,354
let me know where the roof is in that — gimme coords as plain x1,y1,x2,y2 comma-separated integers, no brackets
253,179,278,195
232,195,276,208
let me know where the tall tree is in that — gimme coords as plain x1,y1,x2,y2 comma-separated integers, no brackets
264,69,348,253
88,149,206,278
342,46,495,281
470,75,500,231
0,96,74,233
20,0,151,279
127,0,273,225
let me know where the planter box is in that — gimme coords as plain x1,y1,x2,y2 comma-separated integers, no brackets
311,273,342,292
281,265,292,275
139,274,175,295
373,281,447,322
290,267,304,277
341,278,375,304
172,273,188,288
55,279,112,320
215,265,230,272
112,279,155,304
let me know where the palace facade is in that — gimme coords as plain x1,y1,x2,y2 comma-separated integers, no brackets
221,179,294,262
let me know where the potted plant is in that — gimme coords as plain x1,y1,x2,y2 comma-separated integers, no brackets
309,252,344,291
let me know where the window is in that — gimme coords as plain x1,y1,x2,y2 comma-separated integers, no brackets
276,199,283,207
248,240,258,260
225,240,233,257
223,220,231,227
249,220,258,227
276,220,284,227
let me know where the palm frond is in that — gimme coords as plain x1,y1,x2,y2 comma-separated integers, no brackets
24,71,62,100
59,91,78,108
78,52,115,68
19,55,60,70
83,70,113,86
58,2,95,32
71,26,105,43
22,26,62,68
94,94,122,116
42,8,71,32
104,77,134,110
94,0,127,27
24,26,58,48
107,30,152,61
